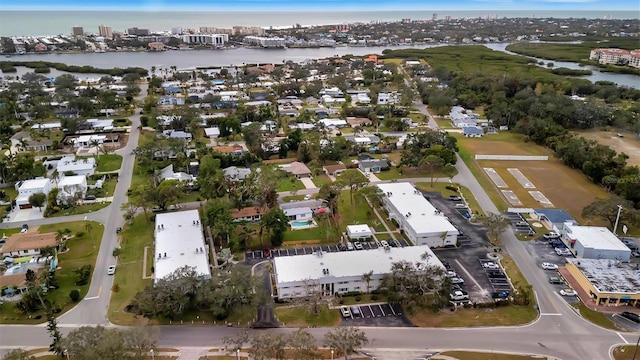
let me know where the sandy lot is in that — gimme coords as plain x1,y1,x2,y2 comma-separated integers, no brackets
578,130,640,167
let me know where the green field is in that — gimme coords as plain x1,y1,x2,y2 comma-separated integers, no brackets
95,154,123,172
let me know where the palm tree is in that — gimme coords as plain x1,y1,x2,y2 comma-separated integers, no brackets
90,139,101,160
18,138,29,152
51,169,60,187
361,270,373,294
84,222,94,244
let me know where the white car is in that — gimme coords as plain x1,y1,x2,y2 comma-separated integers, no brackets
482,262,499,269
353,242,363,250
340,306,351,318
449,290,470,301
380,240,389,248
450,277,465,285
303,194,312,200
541,262,558,270
544,232,561,240
555,247,571,256
560,289,577,296
107,265,116,275
446,270,457,278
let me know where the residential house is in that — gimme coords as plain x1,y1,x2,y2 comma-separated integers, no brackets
161,130,192,141
377,92,399,105
279,109,300,117
223,166,254,182
86,118,114,131
279,162,312,178
450,106,479,128
280,200,327,213
158,96,185,106
213,145,244,156
71,134,107,148
204,127,221,138
317,118,348,129
56,157,96,177
10,131,53,152
158,164,195,184
1,232,58,257
232,206,268,222
56,175,88,205
359,159,388,173
346,224,373,240
347,117,373,128
463,126,484,137
323,164,347,177
15,178,52,209
289,123,315,131
284,207,313,221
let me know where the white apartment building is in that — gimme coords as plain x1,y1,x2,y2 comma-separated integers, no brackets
273,245,444,299
629,50,640,69
182,34,229,46
377,182,458,247
589,48,631,65
243,36,286,48
154,210,211,284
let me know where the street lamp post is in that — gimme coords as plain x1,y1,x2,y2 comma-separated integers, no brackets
63,349,70,360
632,333,639,360
613,204,623,235
150,349,155,360
236,348,240,360
331,349,334,360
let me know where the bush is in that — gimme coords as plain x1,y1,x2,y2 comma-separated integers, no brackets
445,185,459,192
75,231,85,238
344,291,362,297
355,295,362,302
112,283,119,293
69,289,80,302
371,294,379,301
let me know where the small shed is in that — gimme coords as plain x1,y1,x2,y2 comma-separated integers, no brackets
346,224,373,239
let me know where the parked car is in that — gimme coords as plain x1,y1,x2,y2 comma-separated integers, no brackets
20,228,28,233
632,251,640,258
380,240,389,248
107,265,116,275
350,306,361,317
450,277,465,285
21,224,29,230
446,270,457,278
353,242,363,250
116,227,122,234
559,289,577,296
543,232,561,240
346,242,354,251
619,311,640,324
515,221,529,226
550,241,566,248
303,194,312,200
84,195,97,200
541,262,559,270
482,262,499,269
449,290,470,301
549,276,564,284
340,306,351,318
449,195,462,201
555,247,572,256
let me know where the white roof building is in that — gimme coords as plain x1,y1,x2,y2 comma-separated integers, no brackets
317,118,348,128
16,178,52,208
86,118,114,131
346,224,373,239
154,210,211,284
274,245,444,298
56,175,88,204
204,127,221,138
377,182,458,247
561,222,631,261
56,157,96,177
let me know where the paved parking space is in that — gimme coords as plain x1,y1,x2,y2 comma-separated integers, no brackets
504,212,536,235
341,303,412,327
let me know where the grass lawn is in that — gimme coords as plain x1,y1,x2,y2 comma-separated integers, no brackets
108,215,154,325
177,190,202,204
94,154,123,172
408,304,537,327
275,305,341,327
49,202,110,217
87,177,117,198
571,302,620,330
500,255,532,300
613,345,640,360
338,294,387,305
1,221,104,324
276,178,306,192
284,217,337,243
312,174,333,187
440,351,544,360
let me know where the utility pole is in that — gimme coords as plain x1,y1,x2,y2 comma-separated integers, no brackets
632,333,639,360
613,204,623,235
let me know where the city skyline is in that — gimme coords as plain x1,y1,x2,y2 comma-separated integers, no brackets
2,0,639,11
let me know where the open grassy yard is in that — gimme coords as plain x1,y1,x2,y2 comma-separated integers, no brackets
276,177,306,192
312,174,333,187
93,154,123,172
578,130,640,167
1,221,103,324
108,215,154,325
49,202,110,217
613,345,640,360
408,304,537,327
456,132,610,221
274,305,341,327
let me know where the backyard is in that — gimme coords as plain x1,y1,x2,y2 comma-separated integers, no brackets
0,221,104,324
94,154,123,172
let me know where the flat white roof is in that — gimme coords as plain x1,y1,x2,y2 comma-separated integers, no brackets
274,245,443,284
376,182,458,235
57,175,86,186
564,223,630,252
346,224,372,237
19,178,50,190
154,210,210,283
57,158,96,172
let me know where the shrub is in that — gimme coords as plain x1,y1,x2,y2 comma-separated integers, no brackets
111,283,119,293
75,231,85,238
69,289,80,302
371,294,379,301
445,185,459,192
355,295,362,302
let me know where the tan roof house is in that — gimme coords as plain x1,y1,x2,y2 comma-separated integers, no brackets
279,161,312,178
1,232,59,257
232,206,268,223
323,164,347,176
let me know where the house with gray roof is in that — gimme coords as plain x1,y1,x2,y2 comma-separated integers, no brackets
359,159,388,173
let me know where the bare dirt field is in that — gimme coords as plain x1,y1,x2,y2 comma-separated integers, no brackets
458,133,610,222
577,130,640,167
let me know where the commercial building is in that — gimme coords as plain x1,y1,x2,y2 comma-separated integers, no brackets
71,26,84,36
561,222,631,261
243,36,286,48
273,245,444,298
98,25,113,38
15,178,52,209
127,27,150,36
153,210,210,284
377,182,458,247
182,34,228,46
564,258,639,307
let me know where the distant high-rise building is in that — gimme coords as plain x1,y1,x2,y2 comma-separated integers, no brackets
445,15,452,21
71,26,84,36
171,27,183,35
432,13,438,21
98,25,113,38
127,27,150,36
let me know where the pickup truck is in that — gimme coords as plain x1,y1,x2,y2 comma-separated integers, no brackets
449,290,470,301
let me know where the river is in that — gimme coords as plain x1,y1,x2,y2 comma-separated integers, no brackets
2,43,637,89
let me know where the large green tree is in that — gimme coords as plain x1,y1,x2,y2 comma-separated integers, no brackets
259,208,289,247
335,169,369,205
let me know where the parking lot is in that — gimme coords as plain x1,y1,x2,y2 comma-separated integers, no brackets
425,192,509,303
244,239,410,261
503,212,536,235
340,303,412,327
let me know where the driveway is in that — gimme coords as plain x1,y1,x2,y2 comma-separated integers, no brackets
300,177,316,189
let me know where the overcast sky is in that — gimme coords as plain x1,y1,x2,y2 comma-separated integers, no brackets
2,0,639,11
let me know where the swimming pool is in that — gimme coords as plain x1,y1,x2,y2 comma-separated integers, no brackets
291,221,313,228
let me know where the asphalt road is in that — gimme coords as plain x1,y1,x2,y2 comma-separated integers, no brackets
1,89,639,359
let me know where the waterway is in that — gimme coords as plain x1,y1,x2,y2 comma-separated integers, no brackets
2,43,637,89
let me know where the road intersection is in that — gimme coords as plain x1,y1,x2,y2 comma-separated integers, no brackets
0,96,637,359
